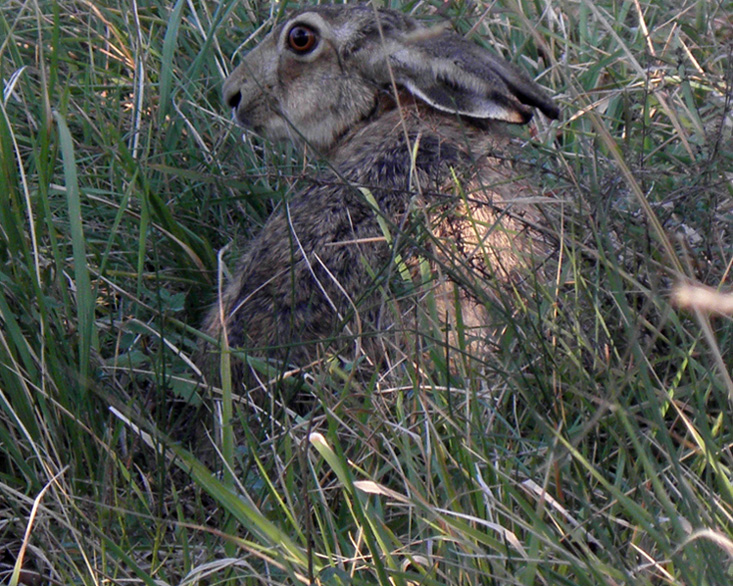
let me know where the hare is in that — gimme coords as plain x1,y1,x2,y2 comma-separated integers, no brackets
203,3,559,386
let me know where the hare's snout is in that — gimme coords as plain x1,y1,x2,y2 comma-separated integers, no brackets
222,76,269,134
222,72,252,126
223,83,241,110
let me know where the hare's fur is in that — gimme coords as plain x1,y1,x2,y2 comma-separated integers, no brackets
203,4,559,384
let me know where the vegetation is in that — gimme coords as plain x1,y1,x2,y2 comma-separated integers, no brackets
1,0,731,585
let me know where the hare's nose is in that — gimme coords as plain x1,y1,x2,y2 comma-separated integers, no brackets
224,85,242,110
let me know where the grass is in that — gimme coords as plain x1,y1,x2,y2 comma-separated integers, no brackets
1,0,732,584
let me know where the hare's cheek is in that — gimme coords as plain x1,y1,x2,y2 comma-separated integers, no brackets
282,83,319,120
278,51,340,113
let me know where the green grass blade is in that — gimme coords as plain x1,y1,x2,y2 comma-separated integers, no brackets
53,111,97,388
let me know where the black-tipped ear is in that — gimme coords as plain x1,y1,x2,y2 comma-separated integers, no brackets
401,73,534,124
372,29,558,123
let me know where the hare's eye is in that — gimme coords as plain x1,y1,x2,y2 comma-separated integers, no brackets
287,25,318,54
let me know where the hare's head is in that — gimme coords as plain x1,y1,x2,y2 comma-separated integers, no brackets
223,4,559,152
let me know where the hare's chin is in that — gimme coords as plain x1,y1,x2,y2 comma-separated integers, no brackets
232,110,254,128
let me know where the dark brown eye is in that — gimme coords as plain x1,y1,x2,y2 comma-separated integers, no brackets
287,24,318,54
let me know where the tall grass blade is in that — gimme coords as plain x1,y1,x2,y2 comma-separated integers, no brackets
53,112,97,390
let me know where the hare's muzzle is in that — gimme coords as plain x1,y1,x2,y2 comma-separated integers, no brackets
223,83,242,111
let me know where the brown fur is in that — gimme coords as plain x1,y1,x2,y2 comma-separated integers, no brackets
202,5,559,386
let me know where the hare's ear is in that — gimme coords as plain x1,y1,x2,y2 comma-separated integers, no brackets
374,28,559,123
